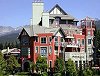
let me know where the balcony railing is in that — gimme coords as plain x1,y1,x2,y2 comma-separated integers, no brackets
65,52,86,61
63,42,78,48
55,42,79,48
55,42,65,47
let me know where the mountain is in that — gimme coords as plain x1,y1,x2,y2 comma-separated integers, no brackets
0,31,20,44
0,25,30,44
0,26,23,37
0,26,23,44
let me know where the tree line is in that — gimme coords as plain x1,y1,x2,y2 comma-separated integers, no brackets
0,41,20,50
0,52,99,76
29,56,99,76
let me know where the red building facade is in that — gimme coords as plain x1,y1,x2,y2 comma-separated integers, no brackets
18,1,95,70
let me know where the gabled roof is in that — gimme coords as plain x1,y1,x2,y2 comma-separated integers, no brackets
18,26,33,39
24,26,33,37
45,27,66,37
44,27,60,35
49,4,78,21
49,4,67,15
18,25,66,38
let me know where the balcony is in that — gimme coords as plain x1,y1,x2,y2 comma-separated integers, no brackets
55,42,65,47
65,52,86,61
65,36,74,38
64,42,78,48
55,42,79,48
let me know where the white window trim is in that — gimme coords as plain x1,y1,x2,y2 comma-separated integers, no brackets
49,37,52,43
40,37,47,44
49,46,52,54
40,46,48,57
77,38,81,45
82,39,85,45
49,60,52,67
35,37,39,42
88,38,91,45
54,36,58,42
35,46,38,53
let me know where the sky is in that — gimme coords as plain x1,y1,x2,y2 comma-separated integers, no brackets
0,0,100,27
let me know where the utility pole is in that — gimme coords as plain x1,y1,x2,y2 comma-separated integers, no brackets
63,42,67,76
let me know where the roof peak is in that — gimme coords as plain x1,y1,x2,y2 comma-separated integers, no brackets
49,4,67,15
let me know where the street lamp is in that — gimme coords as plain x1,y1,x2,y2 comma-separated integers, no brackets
63,42,67,76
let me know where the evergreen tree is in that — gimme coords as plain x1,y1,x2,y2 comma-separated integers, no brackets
4,42,8,49
15,41,20,48
0,52,6,75
66,58,77,76
7,42,11,49
0,43,3,50
96,30,100,49
30,61,35,73
6,55,20,74
10,42,15,48
83,68,93,76
35,56,48,73
54,57,64,73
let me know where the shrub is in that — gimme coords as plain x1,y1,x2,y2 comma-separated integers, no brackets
41,72,48,76
53,73,62,76
83,68,93,76
15,72,29,75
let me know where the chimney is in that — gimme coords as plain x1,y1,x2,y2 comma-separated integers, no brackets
42,12,49,28
32,0,44,26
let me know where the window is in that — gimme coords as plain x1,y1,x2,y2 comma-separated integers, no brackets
55,37,58,42
21,47,30,56
21,37,29,45
77,39,80,44
88,31,91,36
86,21,91,26
22,31,27,35
79,60,82,69
88,48,92,55
75,61,78,69
82,39,84,45
55,46,58,54
41,37,46,43
49,37,52,43
60,38,64,42
40,47,47,56
55,17,60,25
49,20,52,24
49,61,52,68
35,37,38,42
60,20,66,24
88,39,91,45
83,61,85,69
49,46,52,54
35,47,38,53
82,48,85,52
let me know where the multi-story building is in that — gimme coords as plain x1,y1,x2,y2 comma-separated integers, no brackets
81,17,95,66
18,1,95,71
